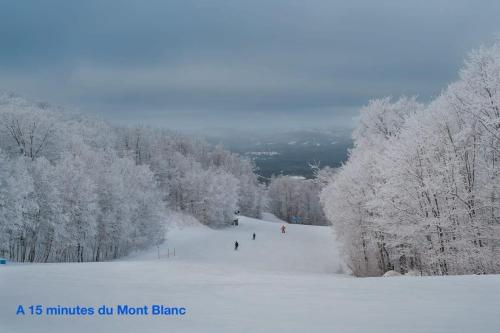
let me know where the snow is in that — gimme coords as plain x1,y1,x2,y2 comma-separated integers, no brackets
260,212,285,223
2,216,500,333
288,175,306,180
129,216,340,274
244,151,280,156
382,270,402,277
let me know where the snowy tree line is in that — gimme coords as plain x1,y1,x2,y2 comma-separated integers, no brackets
267,169,333,225
0,94,264,262
321,42,500,276
114,128,265,226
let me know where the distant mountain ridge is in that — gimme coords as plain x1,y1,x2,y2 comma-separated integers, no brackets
202,127,352,179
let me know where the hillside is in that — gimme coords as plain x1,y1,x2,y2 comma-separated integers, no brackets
2,216,500,333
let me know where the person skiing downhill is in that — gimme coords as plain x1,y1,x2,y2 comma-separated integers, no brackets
252,233,256,240
281,225,286,234
234,241,239,250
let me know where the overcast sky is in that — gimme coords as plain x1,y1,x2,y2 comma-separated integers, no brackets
1,0,500,130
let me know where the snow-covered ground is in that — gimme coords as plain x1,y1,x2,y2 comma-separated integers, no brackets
1,216,500,333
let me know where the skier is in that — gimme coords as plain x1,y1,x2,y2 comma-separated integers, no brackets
281,224,286,234
252,233,256,240
234,241,239,251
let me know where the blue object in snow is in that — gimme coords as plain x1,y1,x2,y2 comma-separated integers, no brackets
0,258,6,265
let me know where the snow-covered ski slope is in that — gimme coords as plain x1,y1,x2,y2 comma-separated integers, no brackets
1,216,500,333
129,215,342,274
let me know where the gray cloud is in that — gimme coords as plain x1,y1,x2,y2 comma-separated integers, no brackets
1,0,500,129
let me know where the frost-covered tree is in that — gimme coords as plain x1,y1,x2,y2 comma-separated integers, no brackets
28,157,64,262
115,127,264,225
55,149,98,262
0,152,38,261
0,94,60,161
321,42,500,276
268,175,329,226
0,92,264,262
